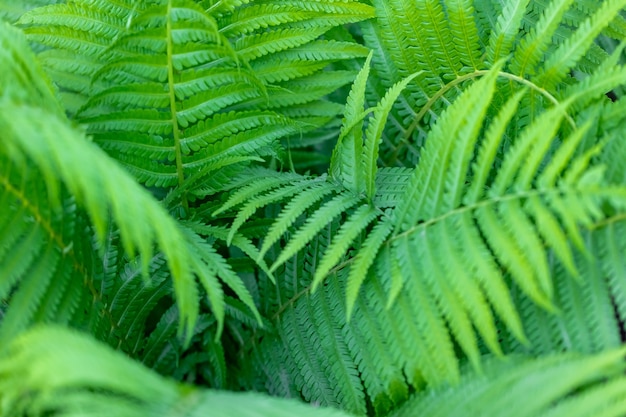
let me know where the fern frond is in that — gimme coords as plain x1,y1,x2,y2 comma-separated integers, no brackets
258,181,339,259
444,0,483,70
311,204,378,290
0,22,61,113
251,40,370,84
394,63,503,228
366,61,626,380
16,0,136,112
0,100,205,338
330,50,372,194
345,218,393,318
363,70,422,200
536,0,626,89
220,1,374,38
70,0,284,197
487,0,531,64
226,177,326,242
0,326,354,417
270,192,361,272
508,0,576,76
389,350,626,417
0,24,263,341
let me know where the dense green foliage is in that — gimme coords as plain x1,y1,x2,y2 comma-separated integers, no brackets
1,0,626,415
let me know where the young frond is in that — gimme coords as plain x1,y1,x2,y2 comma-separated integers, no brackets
363,70,422,200
258,181,339,259
330,50,372,194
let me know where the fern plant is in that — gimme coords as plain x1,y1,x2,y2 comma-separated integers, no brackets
2,0,626,416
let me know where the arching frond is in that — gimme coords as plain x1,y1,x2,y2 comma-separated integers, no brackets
0,326,354,417
389,349,626,417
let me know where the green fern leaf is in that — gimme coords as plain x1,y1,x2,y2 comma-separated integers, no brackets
311,204,378,291
536,0,626,89
363,70,422,200
389,350,626,417
508,0,576,75
487,0,531,64
226,177,324,243
0,326,355,417
330,50,372,194
258,181,339,259
214,169,304,215
270,192,361,272
445,0,483,70
345,218,393,318
394,63,503,228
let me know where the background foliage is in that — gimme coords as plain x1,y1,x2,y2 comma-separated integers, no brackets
1,0,626,416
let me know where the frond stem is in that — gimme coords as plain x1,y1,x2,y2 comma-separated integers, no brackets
390,187,591,243
590,213,626,230
166,0,188,211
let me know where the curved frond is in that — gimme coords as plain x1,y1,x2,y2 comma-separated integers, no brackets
389,350,626,417
0,326,354,417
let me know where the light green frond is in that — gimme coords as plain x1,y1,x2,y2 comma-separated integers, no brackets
508,0,576,76
330,50,372,194
345,218,393,318
270,192,361,272
363,70,422,200
259,181,339,259
214,169,305,215
311,204,378,290
0,101,204,339
487,0,531,64
378,59,626,376
394,64,502,229
0,326,354,417
226,178,323,242
465,89,527,204
389,350,626,417
536,0,626,89
444,0,483,70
